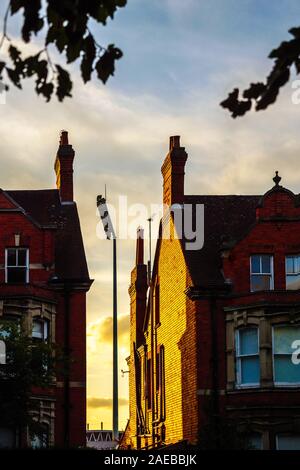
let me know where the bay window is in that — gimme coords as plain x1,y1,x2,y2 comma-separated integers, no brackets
273,325,300,385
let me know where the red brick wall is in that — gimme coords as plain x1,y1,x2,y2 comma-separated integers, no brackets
0,198,87,448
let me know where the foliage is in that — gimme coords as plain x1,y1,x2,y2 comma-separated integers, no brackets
221,26,300,117
0,321,61,446
0,1,127,101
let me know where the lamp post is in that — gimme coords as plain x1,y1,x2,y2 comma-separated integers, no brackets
97,195,118,442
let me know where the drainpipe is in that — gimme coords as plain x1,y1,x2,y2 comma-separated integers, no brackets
210,295,220,446
150,282,156,445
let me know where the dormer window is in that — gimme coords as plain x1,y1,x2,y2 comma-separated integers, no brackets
250,255,274,292
5,248,29,284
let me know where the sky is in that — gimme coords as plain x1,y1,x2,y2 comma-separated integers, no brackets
1,0,300,430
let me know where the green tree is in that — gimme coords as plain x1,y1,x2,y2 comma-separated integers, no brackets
0,321,61,448
0,1,127,101
221,26,300,117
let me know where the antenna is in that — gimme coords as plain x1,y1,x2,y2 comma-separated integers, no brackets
104,183,107,201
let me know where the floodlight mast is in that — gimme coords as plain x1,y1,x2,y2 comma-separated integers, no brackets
96,195,118,442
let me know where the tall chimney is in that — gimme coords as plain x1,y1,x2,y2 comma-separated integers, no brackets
54,130,75,202
129,228,147,347
128,228,148,443
161,135,188,206
135,226,144,266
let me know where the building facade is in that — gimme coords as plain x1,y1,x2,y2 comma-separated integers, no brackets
121,136,300,450
0,131,92,448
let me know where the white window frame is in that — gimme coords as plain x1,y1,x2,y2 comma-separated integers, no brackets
0,340,6,364
272,325,300,387
285,254,300,290
250,254,274,292
5,248,29,284
235,327,260,388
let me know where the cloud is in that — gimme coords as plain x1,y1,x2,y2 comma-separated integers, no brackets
3,0,300,433
88,397,129,409
88,314,130,345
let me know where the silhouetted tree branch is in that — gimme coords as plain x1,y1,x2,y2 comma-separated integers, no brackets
0,1,127,101
221,27,300,117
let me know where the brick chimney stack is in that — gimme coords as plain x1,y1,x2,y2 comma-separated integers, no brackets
55,130,75,203
161,135,188,206
135,227,144,266
129,228,147,347
128,228,148,442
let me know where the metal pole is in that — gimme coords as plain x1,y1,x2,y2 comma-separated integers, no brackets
147,217,153,284
112,236,118,442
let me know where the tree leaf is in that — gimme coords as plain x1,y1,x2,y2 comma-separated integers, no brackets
95,44,123,84
80,34,96,82
8,45,22,63
56,64,72,101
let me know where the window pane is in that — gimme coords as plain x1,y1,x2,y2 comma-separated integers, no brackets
240,357,260,384
274,356,300,383
239,328,258,355
17,249,27,266
31,430,48,449
246,433,262,450
277,435,300,450
274,326,300,354
32,320,43,339
286,256,295,274
286,274,300,290
261,255,271,273
0,428,15,449
251,274,271,291
251,255,260,274
7,267,27,283
7,249,16,266
296,256,300,273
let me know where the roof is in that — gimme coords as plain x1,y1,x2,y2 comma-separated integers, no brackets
6,189,90,283
182,195,261,287
143,194,261,330
150,195,261,293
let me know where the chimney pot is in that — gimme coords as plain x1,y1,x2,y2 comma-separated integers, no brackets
169,135,180,150
60,130,69,146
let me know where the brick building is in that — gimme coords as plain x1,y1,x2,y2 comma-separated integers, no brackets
121,136,300,450
0,131,92,448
